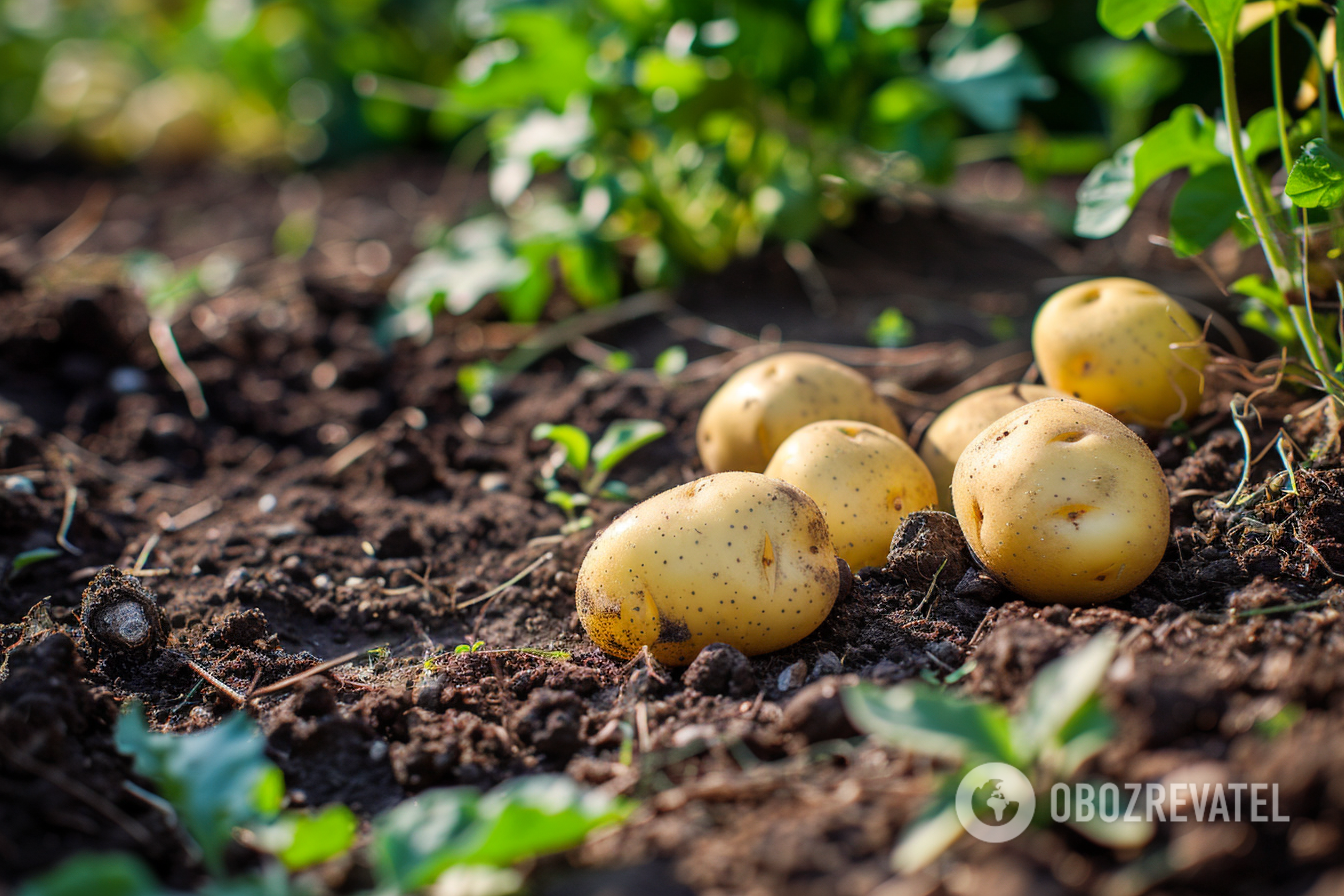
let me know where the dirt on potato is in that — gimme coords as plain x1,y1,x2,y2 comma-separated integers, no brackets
3,160,1344,896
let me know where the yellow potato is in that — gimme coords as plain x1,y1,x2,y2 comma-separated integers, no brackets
952,398,1169,605
1032,277,1209,429
764,420,936,569
919,383,1064,511
575,472,842,664
696,352,906,473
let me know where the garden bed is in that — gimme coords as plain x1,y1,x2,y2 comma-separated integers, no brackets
2,160,1343,896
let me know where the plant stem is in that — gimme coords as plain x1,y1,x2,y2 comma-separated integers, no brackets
1215,43,1294,291
1272,15,1294,170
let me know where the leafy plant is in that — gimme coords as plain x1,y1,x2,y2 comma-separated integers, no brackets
532,418,666,531
1078,0,1344,406
842,630,1144,872
376,0,1073,338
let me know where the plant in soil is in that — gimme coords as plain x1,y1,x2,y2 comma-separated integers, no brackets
531,417,667,532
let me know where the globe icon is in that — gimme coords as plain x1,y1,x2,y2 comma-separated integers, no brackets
972,778,1020,826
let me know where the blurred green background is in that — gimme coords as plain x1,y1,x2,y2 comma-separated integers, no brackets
1,0,1227,327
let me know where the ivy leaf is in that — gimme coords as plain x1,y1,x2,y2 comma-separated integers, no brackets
1097,0,1180,40
1168,164,1243,256
591,420,667,474
114,705,283,873
1286,138,1344,209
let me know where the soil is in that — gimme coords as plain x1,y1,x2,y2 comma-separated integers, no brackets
2,158,1344,896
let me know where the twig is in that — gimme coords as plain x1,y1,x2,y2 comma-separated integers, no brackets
783,240,838,318
458,551,554,611
56,486,83,556
913,559,948,617
1238,598,1330,618
247,650,362,698
132,533,160,574
148,317,209,420
38,182,112,261
969,607,997,649
156,497,221,533
180,655,247,705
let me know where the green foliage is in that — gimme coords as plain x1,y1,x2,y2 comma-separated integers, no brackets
843,631,1136,870
867,308,915,348
247,806,360,872
16,853,170,896
115,704,286,873
12,546,61,574
1078,0,1344,404
533,418,666,526
369,775,632,892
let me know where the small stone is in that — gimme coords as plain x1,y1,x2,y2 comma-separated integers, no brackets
809,651,843,681
479,472,510,492
257,493,278,514
777,660,808,693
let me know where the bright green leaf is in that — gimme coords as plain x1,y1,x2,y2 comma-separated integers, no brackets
12,547,61,574
591,419,666,473
114,705,282,873
16,853,170,896
928,24,1054,132
1097,0,1180,39
1133,105,1225,196
807,0,845,47
1074,138,1141,238
531,423,592,473
653,345,688,378
1286,138,1344,209
1169,164,1243,256
1049,694,1116,779
249,805,359,871
1010,631,1118,763
1185,0,1246,47
843,681,1016,764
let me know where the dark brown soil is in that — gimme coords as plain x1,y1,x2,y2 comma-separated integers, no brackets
2,159,1344,895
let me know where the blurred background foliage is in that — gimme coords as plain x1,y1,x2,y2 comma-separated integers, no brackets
1,0,1218,330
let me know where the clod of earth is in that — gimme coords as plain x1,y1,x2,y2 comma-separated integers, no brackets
1032,277,1210,429
952,397,1170,605
695,351,907,474
764,419,936,569
575,471,843,664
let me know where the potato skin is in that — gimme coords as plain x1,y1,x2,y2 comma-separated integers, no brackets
951,398,1169,605
764,420,936,569
696,352,906,473
575,472,842,664
919,383,1063,511
1032,277,1209,429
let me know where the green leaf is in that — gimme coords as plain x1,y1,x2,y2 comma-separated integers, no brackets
842,681,1016,763
1185,0,1246,48
387,216,531,323
16,853,170,896
369,776,632,892
249,805,359,871
928,23,1054,132
1286,138,1344,209
114,705,282,872
653,346,688,378
12,547,61,573
1010,631,1118,763
807,0,846,47
1133,105,1225,197
890,786,964,873
531,423,592,473
1168,164,1243,256
868,308,915,348
1049,694,1116,779
1097,0,1180,39
591,420,667,474
1074,138,1141,238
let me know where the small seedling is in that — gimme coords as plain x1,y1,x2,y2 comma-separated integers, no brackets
532,418,666,532
844,631,1144,872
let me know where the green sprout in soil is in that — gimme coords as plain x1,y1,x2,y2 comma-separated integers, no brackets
1080,0,1344,409
18,704,632,896
531,418,666,533
843,631,1144,873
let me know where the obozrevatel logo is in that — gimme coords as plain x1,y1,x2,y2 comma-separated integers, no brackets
956,762,1036,843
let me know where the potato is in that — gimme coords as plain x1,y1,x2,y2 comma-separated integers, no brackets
576,471,842,664
764,420,937,569
696,352,906,473
951,398,1169,605
1032,277,1209,429
919,383,1064,511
